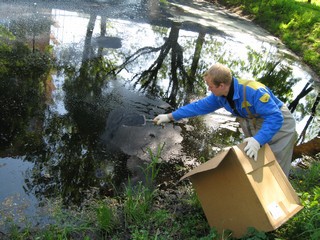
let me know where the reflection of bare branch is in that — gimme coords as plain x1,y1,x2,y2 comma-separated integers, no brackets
115,21,206,107
116,46,162,74
131,23,181,94
134,41,171,90
289,82,314,113
134,22,186,101
297,92,320,144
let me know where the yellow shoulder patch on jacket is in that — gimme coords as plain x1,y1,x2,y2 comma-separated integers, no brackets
247,81,265,90
239,79,266,90
259,93,270,103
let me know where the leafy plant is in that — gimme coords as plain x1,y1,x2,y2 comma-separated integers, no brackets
122,144,166,227
143,143,165,188
123,180,155,226
96,204,115,232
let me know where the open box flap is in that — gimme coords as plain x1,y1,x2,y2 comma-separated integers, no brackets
180,147,231,181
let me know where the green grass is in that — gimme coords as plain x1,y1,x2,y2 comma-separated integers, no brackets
295,0,320,7
2,150,319,239
216,0,320,77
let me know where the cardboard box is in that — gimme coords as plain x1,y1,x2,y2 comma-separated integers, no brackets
180,143,303,238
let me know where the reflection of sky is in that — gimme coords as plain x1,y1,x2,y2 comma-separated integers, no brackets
0,158,54,231
50,73,67,115
0,158,34,203
50,9,159,52
0,158,38,229
51,9,89,45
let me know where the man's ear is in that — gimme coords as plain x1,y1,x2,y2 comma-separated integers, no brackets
219,83,226,88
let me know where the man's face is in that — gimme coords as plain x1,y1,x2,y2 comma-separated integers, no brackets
204,76,227,96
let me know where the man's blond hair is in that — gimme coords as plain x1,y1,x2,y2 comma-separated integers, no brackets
204,63,232,86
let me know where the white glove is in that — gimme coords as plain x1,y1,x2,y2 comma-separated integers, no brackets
153,114,171,125
243,137,260,161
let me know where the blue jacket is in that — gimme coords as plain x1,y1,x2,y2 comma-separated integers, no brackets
172,77,284,145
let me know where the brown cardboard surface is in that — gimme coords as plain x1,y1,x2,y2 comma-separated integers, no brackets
180,143,303,238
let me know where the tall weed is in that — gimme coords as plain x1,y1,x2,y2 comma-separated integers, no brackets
123,180,155,226
123,145,164,226
143,143,165,188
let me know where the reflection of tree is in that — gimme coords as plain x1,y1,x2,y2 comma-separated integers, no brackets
116,22,207,107
0,26,51,152
9,5,52,52
289,82,314,113
82,13,97,61
296,92,320,143
292,88,319,160
0,11,102,206
257,60,296,103
287,81,319,150
188,28,206,95
64,13,117,136
28,13,128,205
24,113,130,204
